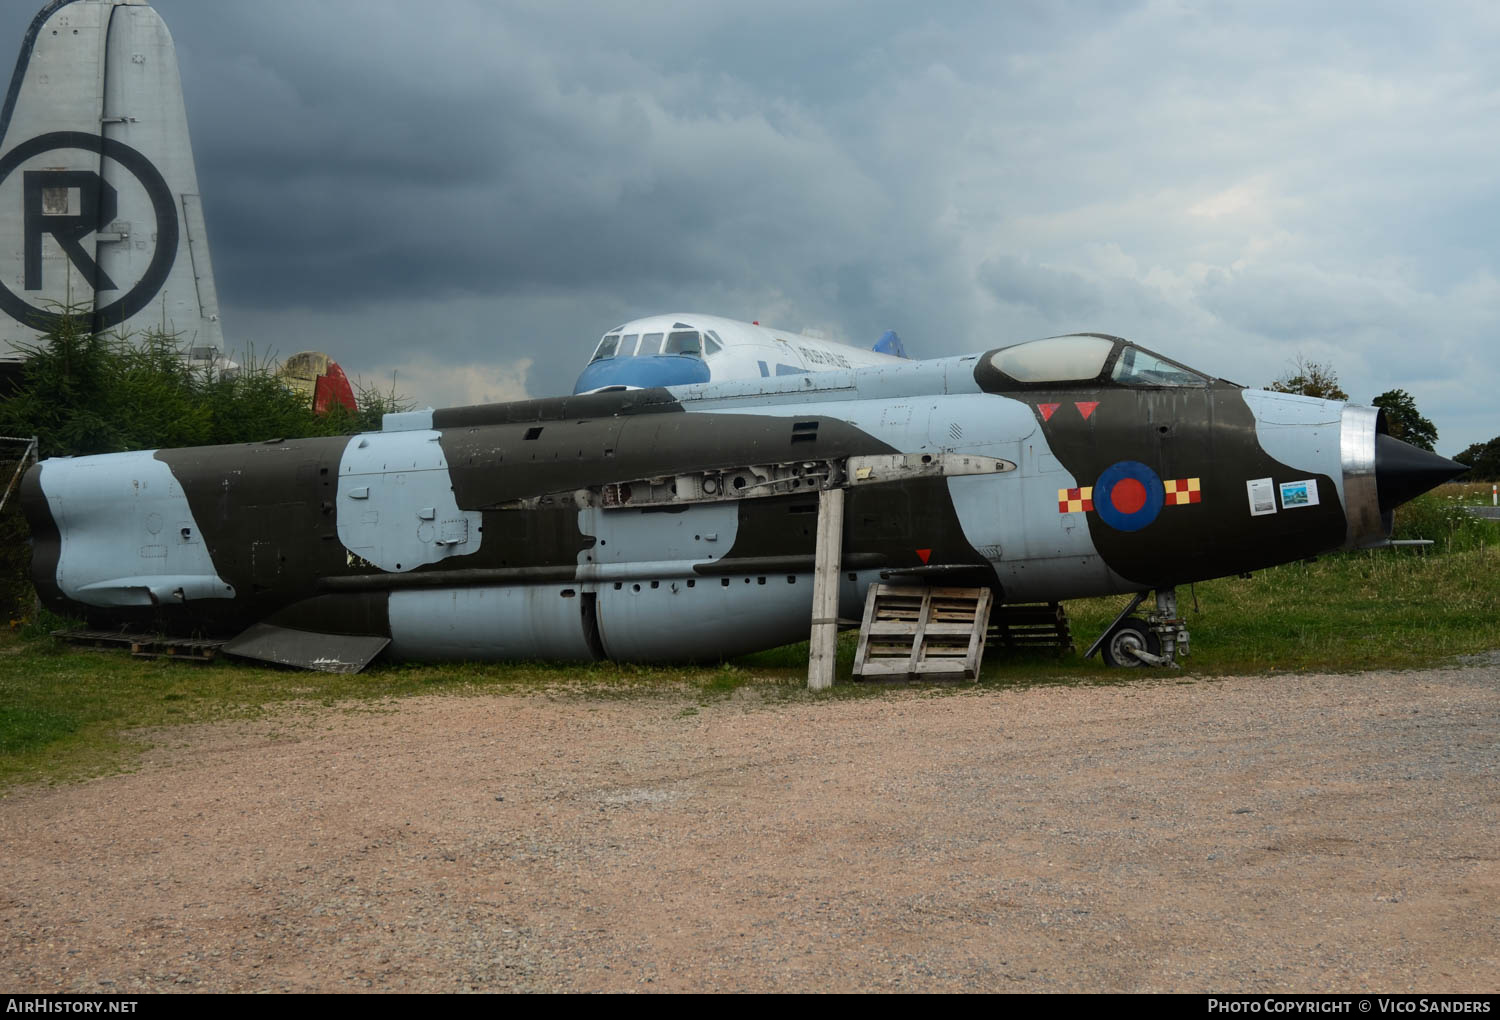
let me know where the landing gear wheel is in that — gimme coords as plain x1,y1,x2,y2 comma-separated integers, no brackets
1101,618,1162,668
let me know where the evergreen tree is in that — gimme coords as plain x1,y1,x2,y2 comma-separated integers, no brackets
0,309,407,458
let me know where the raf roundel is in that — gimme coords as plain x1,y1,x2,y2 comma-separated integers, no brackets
1092,460,1166,532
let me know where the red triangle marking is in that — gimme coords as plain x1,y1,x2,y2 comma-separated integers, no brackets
916,548,932,564
1038,403,1059,422
1075,401,1099,420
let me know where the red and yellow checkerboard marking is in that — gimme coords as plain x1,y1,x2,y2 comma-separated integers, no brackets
1058,486,1094,513
1164,477,1202,505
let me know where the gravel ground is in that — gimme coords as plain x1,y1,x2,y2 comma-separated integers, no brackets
1,666,1497,994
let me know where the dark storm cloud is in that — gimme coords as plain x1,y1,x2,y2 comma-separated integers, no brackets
1,0,1496,451
150,0,899,317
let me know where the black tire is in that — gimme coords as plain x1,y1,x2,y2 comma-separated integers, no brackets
1100,618,1162,668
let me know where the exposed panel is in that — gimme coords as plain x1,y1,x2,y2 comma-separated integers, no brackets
223,622,389,674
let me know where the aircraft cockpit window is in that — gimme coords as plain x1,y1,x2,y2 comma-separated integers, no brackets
619,334,639,356
989,335,1114,383
638,332,665,356
1111,346,1207,387
665,330,703,357
703,330,724,356
591,334,621,362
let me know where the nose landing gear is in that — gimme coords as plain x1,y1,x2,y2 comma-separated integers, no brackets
1086,588,1191,668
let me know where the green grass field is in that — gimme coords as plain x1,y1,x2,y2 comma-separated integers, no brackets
2,487,1496,792
1439,481,1498,505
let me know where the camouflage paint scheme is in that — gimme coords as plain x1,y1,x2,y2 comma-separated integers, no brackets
20,334,1444,668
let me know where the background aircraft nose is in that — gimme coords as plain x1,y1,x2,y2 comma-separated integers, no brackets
1375,433,1468,513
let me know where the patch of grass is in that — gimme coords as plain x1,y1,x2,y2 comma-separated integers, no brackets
699,664,746,699
0,647,634,789
0,705,80,753
1434,481,1497,506
2,545,1496,791
1054,543,1500,677
1389,488,1495,551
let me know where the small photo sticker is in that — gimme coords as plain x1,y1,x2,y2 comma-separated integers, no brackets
1279,479,1319,509
1247,477,1277,516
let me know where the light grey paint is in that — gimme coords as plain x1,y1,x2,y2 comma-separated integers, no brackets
1242,389,1347,505
578,502,884,660
583,502,763,659
689,380,1124,602
38,448,233,606
593,573,815,661
577,502,740,581
388,585,595,661
380,408,435,433
335,429,483,572
692,386,1034,457
926,392,1036,451
945,395,1132,602
676,354,963,414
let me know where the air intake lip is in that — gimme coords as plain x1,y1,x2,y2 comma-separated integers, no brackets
1340,404,1383,549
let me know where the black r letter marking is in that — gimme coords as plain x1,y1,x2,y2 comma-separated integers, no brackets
23,169,118,291
0,131,177,332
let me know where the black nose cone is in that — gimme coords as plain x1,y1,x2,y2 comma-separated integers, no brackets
1376,433,1468,513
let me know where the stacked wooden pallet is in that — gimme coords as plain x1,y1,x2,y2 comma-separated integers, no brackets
852,584,993,681
54,629,224,662
986,602,1073,655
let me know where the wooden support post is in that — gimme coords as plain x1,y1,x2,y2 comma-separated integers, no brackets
808,486,845,691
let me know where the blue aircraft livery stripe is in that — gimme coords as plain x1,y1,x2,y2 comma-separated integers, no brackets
571,354,712,393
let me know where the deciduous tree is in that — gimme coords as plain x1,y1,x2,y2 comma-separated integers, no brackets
1267,356,1348,401
1371,389,1438,452
1453,437,1500,481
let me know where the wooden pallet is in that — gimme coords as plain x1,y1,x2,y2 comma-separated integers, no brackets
986,602,1073,655
852,584,993,681
54,629,225,662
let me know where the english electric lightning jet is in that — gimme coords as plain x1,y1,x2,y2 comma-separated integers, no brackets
574,313,908,394
6,1,1466,674
21,333,1465,673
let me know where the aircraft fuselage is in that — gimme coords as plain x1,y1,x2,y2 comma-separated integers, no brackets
21,334,1456,668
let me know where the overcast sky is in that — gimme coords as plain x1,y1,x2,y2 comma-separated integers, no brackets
4,0,1497,454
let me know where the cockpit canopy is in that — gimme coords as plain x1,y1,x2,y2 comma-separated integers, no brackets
988,334,1209,388
590,323,726,363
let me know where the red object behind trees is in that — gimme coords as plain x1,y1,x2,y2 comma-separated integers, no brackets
313,361,357,415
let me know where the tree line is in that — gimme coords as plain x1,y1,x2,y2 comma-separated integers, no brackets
0,313,408,618
1267,357,1496,479
0,313,404,458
